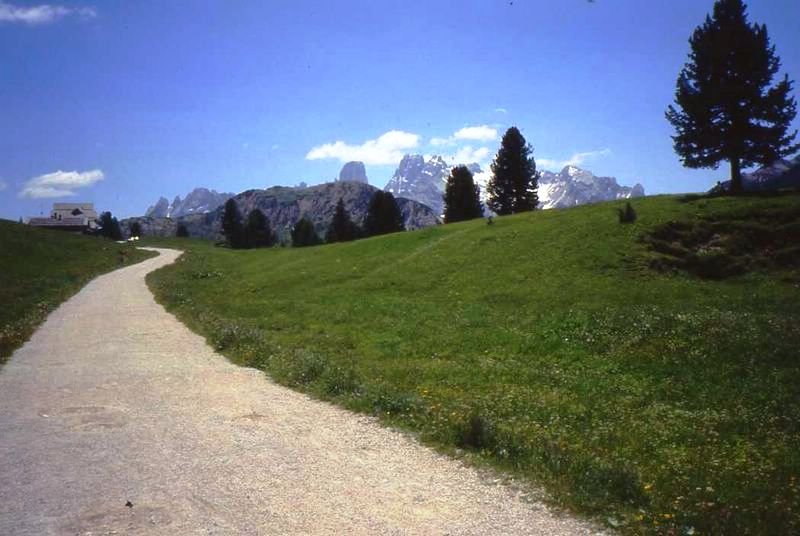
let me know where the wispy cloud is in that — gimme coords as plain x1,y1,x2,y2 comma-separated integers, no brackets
431,125,498,146
538,149,612,171
306,130,420,166
19,169,104,199
494,107,508,114
0,179,7,192
0,2,95,25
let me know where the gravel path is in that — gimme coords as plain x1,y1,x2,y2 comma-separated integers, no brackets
0,248,605,535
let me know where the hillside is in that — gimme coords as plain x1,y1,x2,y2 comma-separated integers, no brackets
146,194,800,534
0,220,155,361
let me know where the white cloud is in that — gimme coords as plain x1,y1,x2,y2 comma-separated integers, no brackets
454,125,497,142
306,130,420,166
0,2,95,24
430,125,498,147
19,169,104,199
494,107,508,114
451,146,491,164
538,149,612,171
0,179,7,192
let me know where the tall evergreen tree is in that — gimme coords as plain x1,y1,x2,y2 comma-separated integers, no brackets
666,0,798,194
326,199,359,243
176,223,189,237
221,199,244,248
129,221,142,238
291,217,321,247
364,190,405,237
443,165,484,223
244,209,274,248
97,211,122,240
487,127,539,215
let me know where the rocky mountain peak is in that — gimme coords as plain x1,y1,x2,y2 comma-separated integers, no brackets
338,161,369,183
144,188,235,218
539,166,644,209
385,154,482,217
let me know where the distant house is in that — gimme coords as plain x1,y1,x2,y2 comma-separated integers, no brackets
28,203,99,231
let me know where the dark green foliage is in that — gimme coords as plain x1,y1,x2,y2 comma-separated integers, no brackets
644,202,800,278
176,223,189,237
443,165,484,223
97,211,122,241
364,190,405,237
130,221,142,238
487,127,539,215
291,217,321,247
617,202,637,224
244,209,274,248
221,199,245,248
325,199,360,243
457,413,495,451
666,0,799,193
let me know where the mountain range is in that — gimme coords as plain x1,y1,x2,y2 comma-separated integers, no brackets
145,188,234,219
383,154,644,214
384,155,482,217
712,155,800,193
125,181,438,240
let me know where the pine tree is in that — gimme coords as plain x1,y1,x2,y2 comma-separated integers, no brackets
666,0,798,194
291,217,321,247
221,199,244,248
364,191,405,237
487,127,539,215
176,223,189,237
97,211,123,240
326,198,359,243
130,221,142,238
443,165,484,223
244,209,274,248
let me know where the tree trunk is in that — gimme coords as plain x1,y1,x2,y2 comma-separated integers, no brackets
729,157,743,195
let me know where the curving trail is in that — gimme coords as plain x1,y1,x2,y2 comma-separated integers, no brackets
0,248,604,535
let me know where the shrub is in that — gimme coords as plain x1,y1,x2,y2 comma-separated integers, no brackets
617,202,637,224
457,412,496,451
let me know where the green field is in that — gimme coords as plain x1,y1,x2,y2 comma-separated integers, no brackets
146,194,800,535
0,220,156,362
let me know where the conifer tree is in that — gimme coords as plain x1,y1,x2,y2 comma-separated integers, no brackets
443,165,483,223
666,0,798,194
130,221,142,238
176,223,189,237
244,209,274,248
326,198,359,243
291,217,321,247
221,199,244,248
364,191,405,237
487,127,539,215
97,211,123,240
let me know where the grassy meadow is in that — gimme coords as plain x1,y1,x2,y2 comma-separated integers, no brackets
146,194,800,535
0,220,156,362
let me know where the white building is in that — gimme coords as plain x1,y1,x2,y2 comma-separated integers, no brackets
28,203,99,230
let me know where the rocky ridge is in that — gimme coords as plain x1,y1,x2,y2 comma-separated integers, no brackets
124,181,438,240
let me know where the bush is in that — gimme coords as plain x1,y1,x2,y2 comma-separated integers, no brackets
457,412,496,451
617,202,637,224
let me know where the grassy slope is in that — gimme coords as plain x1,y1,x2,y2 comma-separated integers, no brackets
147,195,800,535
0,220,156,361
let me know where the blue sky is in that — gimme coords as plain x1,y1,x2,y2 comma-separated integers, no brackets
1,0,799,220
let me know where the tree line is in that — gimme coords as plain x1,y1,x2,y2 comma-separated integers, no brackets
220,189,408,249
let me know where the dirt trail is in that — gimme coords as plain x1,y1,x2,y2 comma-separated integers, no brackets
0,248,603,535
